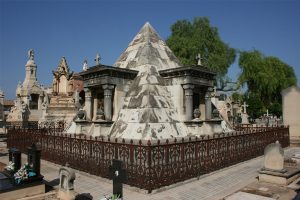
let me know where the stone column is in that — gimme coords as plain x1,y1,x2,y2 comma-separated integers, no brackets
102,84,115,121
182,84,194,121
38,95,43,110
205,87,213,120
84,88,92,120
93,97,98,121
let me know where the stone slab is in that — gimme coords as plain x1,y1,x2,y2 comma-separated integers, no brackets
225,191,275,200
0,182,45,200
258,172,300,185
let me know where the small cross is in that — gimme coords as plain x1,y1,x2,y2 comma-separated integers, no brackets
109,159,127,199
95,53,101,65
242,102,248,114
195,53,203,66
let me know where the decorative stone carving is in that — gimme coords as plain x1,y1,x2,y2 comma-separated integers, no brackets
83,59,89,71
212,109,220,119
52,57,74,96
95,53,101,65
76,109,86,120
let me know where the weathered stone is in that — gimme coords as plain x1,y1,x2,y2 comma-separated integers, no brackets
263,141,284,172
58,164,76,200
39,57,83,126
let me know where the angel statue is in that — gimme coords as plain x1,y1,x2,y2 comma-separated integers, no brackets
28,49,34,60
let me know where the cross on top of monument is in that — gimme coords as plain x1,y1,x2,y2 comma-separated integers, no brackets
95,53,101,65
109,159,127,198
196,53,203,66
242,102,249,114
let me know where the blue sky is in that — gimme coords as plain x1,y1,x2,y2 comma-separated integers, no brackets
1,0,299,99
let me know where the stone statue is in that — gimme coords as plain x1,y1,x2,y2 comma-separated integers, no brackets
83,59,89,71
28,49,34,60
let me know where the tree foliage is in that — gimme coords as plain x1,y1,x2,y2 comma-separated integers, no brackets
239,50,297,117
166,17,236,76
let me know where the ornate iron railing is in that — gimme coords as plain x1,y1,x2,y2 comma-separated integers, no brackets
7,126,289,192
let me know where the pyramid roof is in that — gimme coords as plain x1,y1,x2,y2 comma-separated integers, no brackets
114,22,182,70
109,22,190,140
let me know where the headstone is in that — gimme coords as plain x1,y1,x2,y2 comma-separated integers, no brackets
0,145,45,199
241,113,249,124
109,159,127,199
58,164,76,200
8,148,21,172
27,143,41,175
259,141,300,185
263,141,285,172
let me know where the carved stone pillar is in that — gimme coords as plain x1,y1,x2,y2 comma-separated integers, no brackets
205,87,213,120
102,84,114,121
182,84,194,121
84,88,92,120
93,97,98,121
38,94,43,110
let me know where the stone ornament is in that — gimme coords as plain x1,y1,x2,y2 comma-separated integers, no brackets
28,49,34,60
195,53,203,66
83,59,89,71
192,109,201,121
95,53,101,65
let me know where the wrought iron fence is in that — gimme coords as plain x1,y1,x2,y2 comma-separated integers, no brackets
7,126,289,192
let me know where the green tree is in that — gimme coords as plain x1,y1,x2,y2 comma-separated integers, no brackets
166,17,236,77
238,50,297,117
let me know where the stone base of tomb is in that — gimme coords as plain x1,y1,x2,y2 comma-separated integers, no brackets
258,167,300,185
0,173,45,200
73,120,113,136
291,153,300,163
41,96,78,126
93,120,114,137
185,119,223,136
57,189,77,200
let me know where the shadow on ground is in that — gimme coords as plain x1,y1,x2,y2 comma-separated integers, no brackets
43,178,60,192
75,193,93,200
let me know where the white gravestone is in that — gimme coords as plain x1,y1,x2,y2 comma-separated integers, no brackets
263,141,284,172
58,165,76,200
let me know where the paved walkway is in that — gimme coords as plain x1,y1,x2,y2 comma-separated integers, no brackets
0,140,299,200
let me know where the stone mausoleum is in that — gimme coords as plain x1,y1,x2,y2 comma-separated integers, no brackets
7,50,46,124
39,57,83,126
70,22,231,139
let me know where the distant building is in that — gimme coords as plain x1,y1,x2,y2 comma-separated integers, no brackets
281,86,300,146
